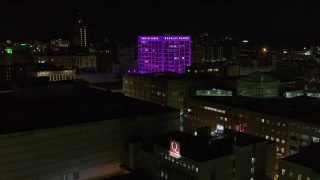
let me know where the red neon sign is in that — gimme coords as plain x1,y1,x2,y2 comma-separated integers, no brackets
170,140,180,156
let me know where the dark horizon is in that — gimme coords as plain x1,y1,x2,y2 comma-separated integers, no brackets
1,0,319,47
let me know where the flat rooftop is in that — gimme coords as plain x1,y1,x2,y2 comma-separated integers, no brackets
187,96,320,125
124,73,206,81
282,143,320,173
140,129,268,162
0,87,178,135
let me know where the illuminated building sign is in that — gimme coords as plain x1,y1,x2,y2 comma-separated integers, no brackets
203,106,225,114
138,35,191,74
6,48,13,54
170,140,180,157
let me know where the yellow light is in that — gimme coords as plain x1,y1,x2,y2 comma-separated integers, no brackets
263,48,267,52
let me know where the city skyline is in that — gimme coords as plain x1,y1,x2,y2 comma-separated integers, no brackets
1,1,320,46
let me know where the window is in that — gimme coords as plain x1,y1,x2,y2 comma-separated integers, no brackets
281,148,285,153
281,169,286,175
282,140,286,144
251,158,255,164
266,135,269,139
261,119,264,123
251,167,254,174
276,138,280,142
289,171,293,178
297,174,302,180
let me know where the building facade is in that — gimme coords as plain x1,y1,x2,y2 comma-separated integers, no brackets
0,85,179,180
278,143,320,180
123,73,207,109
183,96,320,159
129,130,276,180
138,36,191,74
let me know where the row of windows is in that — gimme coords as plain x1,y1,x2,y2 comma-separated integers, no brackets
160,152,199,173
281,169,310,180
257,118,286,127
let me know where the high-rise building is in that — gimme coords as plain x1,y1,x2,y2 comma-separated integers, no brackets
138,36,191,74
72,15,87,47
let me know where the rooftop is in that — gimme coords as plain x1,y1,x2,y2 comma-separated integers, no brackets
282,143,320,172
124,72,206,81
0,85,177,135
140,129,268,162
187,96,320,125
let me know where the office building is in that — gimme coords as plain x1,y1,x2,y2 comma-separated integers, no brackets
129,129,276,180
123,73,207,109
184,96,320,158
138,36,191,74
278,143,320,180
30,70,75,81
72,17,87,47
0,81,179,179
34,55,74,70
74,55,97,71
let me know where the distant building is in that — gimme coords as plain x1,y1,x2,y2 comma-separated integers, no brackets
30,70,75,81
278,142,320,180
129,129,276,180
237,71,280,98
51,39,70,48
72,17,87,47
74,55,97,71
123,73,207,109
138,36,191,74
34,55,74,69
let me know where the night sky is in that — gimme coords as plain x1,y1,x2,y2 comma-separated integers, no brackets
0,0,319,45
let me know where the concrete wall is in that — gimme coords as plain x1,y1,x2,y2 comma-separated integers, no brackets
0,112,179,180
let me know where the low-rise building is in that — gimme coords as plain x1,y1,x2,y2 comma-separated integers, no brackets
0,81,179,180
278,143,320,180
129,129,276,180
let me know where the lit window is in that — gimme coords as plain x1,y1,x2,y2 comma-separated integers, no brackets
276,138,280,142
251,167,254,174
282,140,286,144
225,118,228,121
298,174,302,180
281,169,286,175
196,167,199,173
194,132,197,136
271,137,274,141
266,135,269,139
261,119,264,123
281,148,285,153
251,158,255,164
289,171,293,177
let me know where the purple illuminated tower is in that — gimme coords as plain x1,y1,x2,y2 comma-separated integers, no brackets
138,36,191,74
